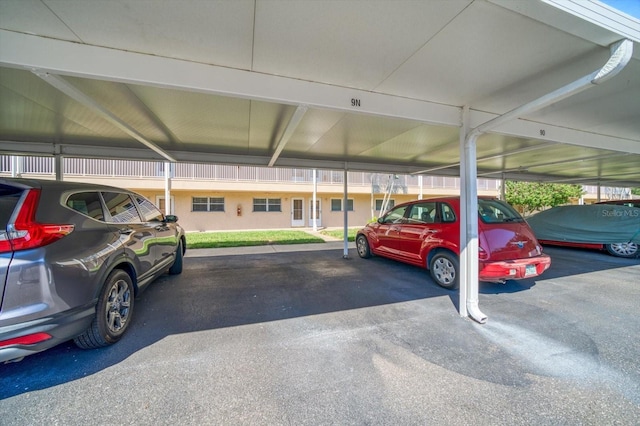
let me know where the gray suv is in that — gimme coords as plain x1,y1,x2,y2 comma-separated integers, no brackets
1,178,185,363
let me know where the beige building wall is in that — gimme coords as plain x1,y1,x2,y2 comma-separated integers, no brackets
0,156,524,232
0,174,500,232
132,185,500,232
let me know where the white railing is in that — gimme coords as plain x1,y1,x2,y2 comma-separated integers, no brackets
0,155,507,192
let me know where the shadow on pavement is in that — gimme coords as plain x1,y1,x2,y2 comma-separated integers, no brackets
2,248,448,398
2,245,637,399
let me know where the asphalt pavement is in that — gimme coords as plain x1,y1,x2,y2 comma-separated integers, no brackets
1,243,639,425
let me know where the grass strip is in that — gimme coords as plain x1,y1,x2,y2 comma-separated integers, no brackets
319,228,358,242
186,230,325,249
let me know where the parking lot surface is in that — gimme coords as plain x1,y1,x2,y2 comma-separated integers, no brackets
1,244,639,425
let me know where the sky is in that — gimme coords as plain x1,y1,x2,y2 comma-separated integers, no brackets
599,0,640,18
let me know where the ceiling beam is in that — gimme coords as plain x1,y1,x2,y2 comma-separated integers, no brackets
268,105,308,167
0,30,460,126
412,142,556,174
539,170,640,184
470,109,640,155
32,71,177,162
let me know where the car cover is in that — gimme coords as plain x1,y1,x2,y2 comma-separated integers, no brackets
526,204,640,244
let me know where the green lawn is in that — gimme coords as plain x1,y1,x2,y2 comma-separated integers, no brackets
319,228,358,242
185,230,325,249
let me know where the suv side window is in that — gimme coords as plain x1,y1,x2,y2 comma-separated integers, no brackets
66,192,105,221
135,195,164,222
102,192,143,223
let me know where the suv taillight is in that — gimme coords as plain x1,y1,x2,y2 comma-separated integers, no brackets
1,189,74,254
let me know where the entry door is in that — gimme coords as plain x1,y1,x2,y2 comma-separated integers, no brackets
309,199,322,227
155,196,175,215
292,198,304,227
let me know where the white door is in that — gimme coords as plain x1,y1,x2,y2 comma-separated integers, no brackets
309,199,322,227
155,196,175,215
291,198,304,227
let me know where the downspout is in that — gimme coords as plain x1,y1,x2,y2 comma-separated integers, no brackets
461,39,632,324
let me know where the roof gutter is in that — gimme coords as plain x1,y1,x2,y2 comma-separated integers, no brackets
469,38,633,142
461,39,633,324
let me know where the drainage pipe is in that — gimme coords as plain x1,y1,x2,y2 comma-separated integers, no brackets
461,39,633,324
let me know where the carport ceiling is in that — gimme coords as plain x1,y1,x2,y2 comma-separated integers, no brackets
1,0,639,186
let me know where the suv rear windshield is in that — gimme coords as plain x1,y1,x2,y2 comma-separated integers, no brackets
0,184,23,228
478,199,523,223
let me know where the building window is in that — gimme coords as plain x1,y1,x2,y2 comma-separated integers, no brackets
253,198,282,212
330,198,354,211
375,199,395,211
192,197,224,212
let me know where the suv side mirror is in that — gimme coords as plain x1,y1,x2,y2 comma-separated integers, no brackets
165,214,179,223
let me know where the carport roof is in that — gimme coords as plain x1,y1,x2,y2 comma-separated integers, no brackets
1,0,639,187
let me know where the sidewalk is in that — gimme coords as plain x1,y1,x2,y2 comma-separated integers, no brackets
185,240,356,258
185,228,355,257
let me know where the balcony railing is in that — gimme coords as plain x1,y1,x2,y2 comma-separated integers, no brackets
1,155,504,192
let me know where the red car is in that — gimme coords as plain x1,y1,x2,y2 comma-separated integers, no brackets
356,197,551,289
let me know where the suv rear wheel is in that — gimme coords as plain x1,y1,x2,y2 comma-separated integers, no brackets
74,269,134,349
168,240,184,275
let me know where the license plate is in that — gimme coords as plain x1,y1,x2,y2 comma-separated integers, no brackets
525,264,537,276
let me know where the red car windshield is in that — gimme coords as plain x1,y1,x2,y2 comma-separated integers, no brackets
478,199,524,224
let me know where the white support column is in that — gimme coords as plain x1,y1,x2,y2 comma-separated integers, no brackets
343,167,349,259
418,175,423,200
11,156,22,177
164,162,172,215
312,169,318,232
54,154,64,181
460,108,487,324
458,108,469,319
457,39,632,324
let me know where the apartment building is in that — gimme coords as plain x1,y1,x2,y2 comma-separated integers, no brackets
0,155,623,232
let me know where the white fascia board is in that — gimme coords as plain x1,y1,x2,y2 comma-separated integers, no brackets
0,30,460,126
0,141,59,157
491,0,640,45
470,110,640,154
0,140,172,162
0,140,426,174
542,0,640,43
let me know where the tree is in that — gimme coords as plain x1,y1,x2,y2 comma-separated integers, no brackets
504,181,584,216
632,188,640,196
